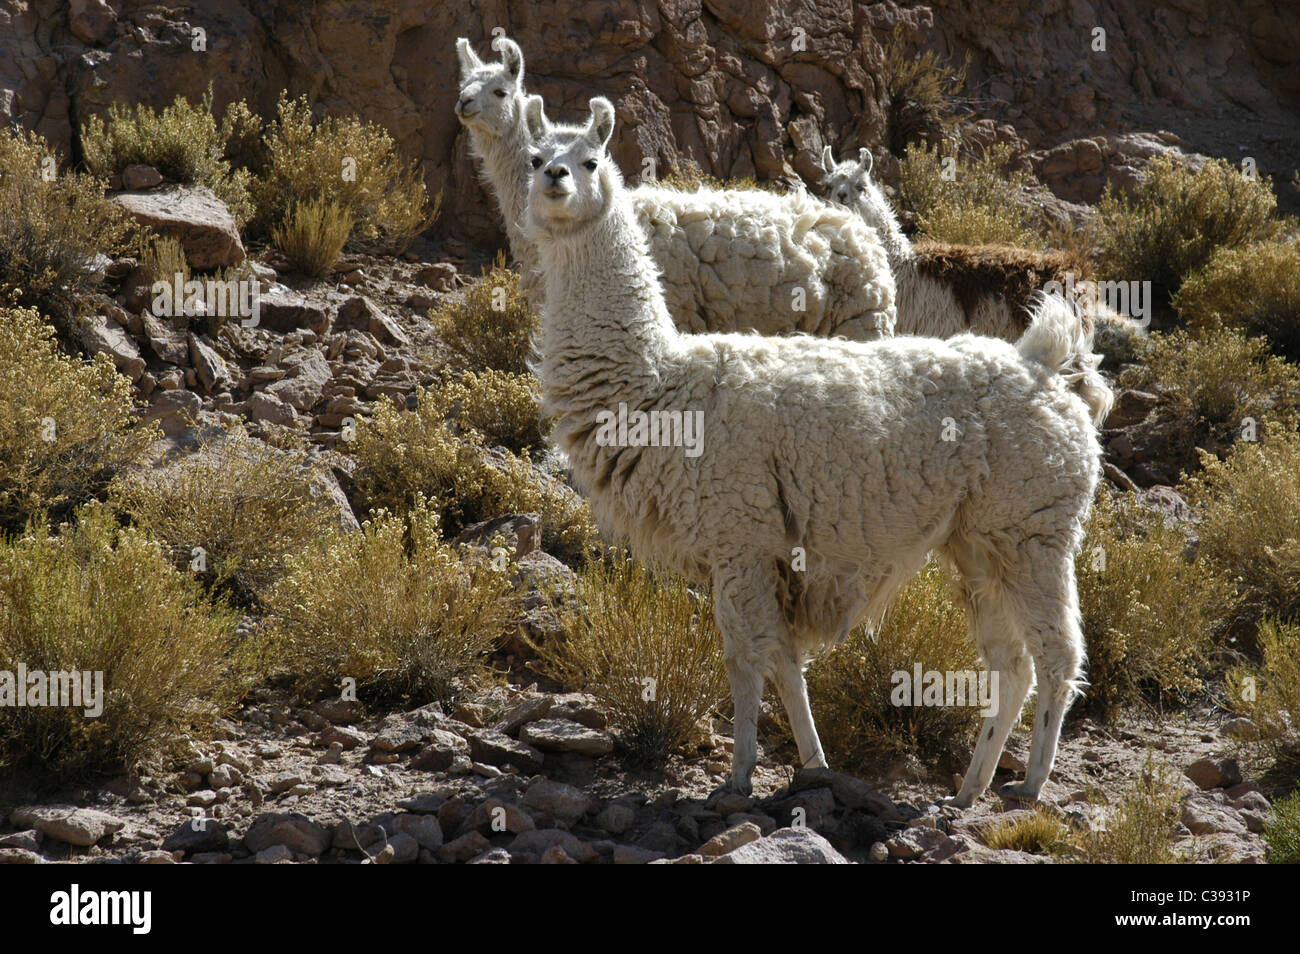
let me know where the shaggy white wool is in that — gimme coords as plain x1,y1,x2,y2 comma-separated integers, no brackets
527,98,1112,805
820,146,1142,347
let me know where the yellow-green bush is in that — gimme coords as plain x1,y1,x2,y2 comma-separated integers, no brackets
1264,789,1300,864
110,425,340,605
529,555,729,764
805,561,982,770
141,233,191,287
350,392,596,563
0,504,248,778
1076,491,1235,720
0,304,155,534
1118,326,1300,476
0,128,132,333
263,499,515,708
880,23,970,156
1182,424,1300,629
429,254,538,376
1227,620,1300,771
1096,156,1281,311
656,161,769,193
81,89,256,226
1174,237,1300,359
981,807,1069,855
425,368,544,457
254,92,436,253
1071,759,1185,864
270,197,354,278
898,141,1040,247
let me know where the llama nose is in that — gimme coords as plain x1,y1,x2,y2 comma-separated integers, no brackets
837,189,848,201
545,165,569,181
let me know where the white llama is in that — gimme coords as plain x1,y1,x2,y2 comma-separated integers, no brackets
526,97,1112,805
455,36,895,342
820,145,1140,349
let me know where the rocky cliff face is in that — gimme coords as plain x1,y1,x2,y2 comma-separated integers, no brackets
3,0,1297,250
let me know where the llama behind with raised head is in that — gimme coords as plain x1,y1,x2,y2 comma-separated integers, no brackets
526,96,1111,805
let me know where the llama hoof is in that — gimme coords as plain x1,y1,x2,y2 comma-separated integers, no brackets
998,781,1040,803
941,793,975,810
710,777,752,800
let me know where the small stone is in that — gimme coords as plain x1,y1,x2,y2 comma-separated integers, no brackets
255,844,295,864
698,822,762,857
713,827,850,864
186,790,218,808
243,813,331,856
1185,757,1243,791
597,803,637,835
138,850,180,864
1221,718,1261,741
494,695,553,736
613,844,664,864
521,779,592,825
0,831,41,852
868,841,890,863
519,718,614,756
439,831,492,863
9,805,126,847
122,164,162,189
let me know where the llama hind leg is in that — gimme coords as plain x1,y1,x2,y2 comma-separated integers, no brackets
713,562,783,796
949,594,1033,808
1001,570,1085,802
771,646,828,771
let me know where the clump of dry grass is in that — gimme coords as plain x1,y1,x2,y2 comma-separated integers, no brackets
263,498,516,709
898,141,1041,247
981,808,1069,855
0,304,156,534
0,503,251,779
270,198,354,278
1069,759,1185,864
1226,619,1300,773
880,23,970,156
429,253,538,376
529,554,729,765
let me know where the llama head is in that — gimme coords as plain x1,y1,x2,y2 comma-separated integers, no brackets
526,96,621,237
454,36,527,138
820,145,901,246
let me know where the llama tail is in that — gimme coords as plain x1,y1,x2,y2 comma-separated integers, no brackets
1016,291,1114,427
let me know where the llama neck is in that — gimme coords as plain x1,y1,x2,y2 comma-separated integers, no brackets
869,202,915,268
467,116,533,252
535,193,679,416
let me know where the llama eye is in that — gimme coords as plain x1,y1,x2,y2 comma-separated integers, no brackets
493,89,507,98
583,159,598,171
530,156,542,169
856,185,866,192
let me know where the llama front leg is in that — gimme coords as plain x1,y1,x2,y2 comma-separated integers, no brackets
771,646,828,771
713,562,783,796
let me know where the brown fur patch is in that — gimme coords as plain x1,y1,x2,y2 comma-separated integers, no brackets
914,241,1095,335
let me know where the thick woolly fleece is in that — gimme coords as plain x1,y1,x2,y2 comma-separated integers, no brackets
458,37,895,341
529,101,1112,802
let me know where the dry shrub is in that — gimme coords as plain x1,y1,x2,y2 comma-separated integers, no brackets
880,23,970,156
429,253,538,375
1182,424,1300,630
142,234,191,287
350,392,596,563
656,161,771,193
110,425,340,606
1096,156,1281,312
0,503,249,778
0,304,155,534
1118,326,1300,477
805,561,982,771
255,92,437,253
270,198,354,278
898,141,1040,247
981,808,1069,855
263,498,515,708
1264,789,1300,864
1070,759,1185,864
425,368,544,457
529,555,729,765
0,127,132,335
1227,620,1300,772
1076,490,1235,720
80,88,256,226
1174,237,1300,360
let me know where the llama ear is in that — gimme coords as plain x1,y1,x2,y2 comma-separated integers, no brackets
821,145,835,174
496,38,525,82
587,96,615,149
858,147,873,176
455,38,482,76
524,95,550,140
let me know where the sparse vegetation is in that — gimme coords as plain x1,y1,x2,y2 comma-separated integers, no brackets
530,555,729,765
0,128,133,335
1226,620,1300,771
0,503,248,778
0,304,156,534
110,425,341,606
1174,237,1300,360
982,808,1069,854
1096,156,1281,312
270,198,354,278
880,23,970,156
805,561,982,770
264,498,515,709
1264,789,1300,864
141,233,191,287
80,88,257,226
350,391,596,563
1071,760,1185,864
429,254,538,376
898,141,1040,247
425,368,545,457
656,161,769,193
255,92,437,254
1182,424,1300,630
1077,490,1236,720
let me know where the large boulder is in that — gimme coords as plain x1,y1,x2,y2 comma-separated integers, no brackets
113,184,245,270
